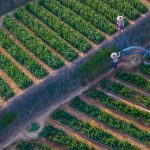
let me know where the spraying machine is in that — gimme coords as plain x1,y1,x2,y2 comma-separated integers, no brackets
111,46,150,70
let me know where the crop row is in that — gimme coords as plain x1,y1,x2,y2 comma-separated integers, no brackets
3,16,64,70
87,89,150,126
14,8,78,61
52,109,139,150
139,63,150,76
41,124,94,150
55,0,117,35
70,97,150,144
122,0,148,13
0,29,48,79
0,52,32,89
0,77,14,100
101,0,140,20
39,0,105,44
79,0,128,25
99,79,150,108
16,141,51,150
115,71,150,92
26,3,91,53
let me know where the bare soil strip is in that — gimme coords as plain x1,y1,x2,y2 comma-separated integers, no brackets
0,69,21,94
65,104,149,150
48,118,105,150
2,26,54,74
39,138,64,150
81,95,150,131
140,0,150,9
0,98,5,107
97,87,150,113
0,47,38,83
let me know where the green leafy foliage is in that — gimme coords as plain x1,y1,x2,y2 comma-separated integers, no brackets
14,8,78,61
79,48,113,83
56,0,117,35
79,0,128,25
101,0,140,20
124,0,148,13
87,90,150,126
0,77,14,100
3,16,64,70
26,3,91,53
0,52,32,89
70,97,150,144
28,122,40,132
16,141,51,150
1,112,16,126
99,79,150,108
115,71,150,91
0,29,48,79
52,109,139,150
39,0,105,44
41,124,94,150
139,63,150,76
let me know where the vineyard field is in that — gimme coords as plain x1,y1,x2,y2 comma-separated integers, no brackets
0,0,150,149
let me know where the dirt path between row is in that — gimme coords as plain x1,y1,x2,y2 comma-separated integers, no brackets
39,138,65,150
97,86,150,113
112,77,150,98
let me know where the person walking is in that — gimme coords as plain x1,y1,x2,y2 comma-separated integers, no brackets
117,16,124,32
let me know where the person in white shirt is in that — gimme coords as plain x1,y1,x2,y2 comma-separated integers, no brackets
111,52,120,68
